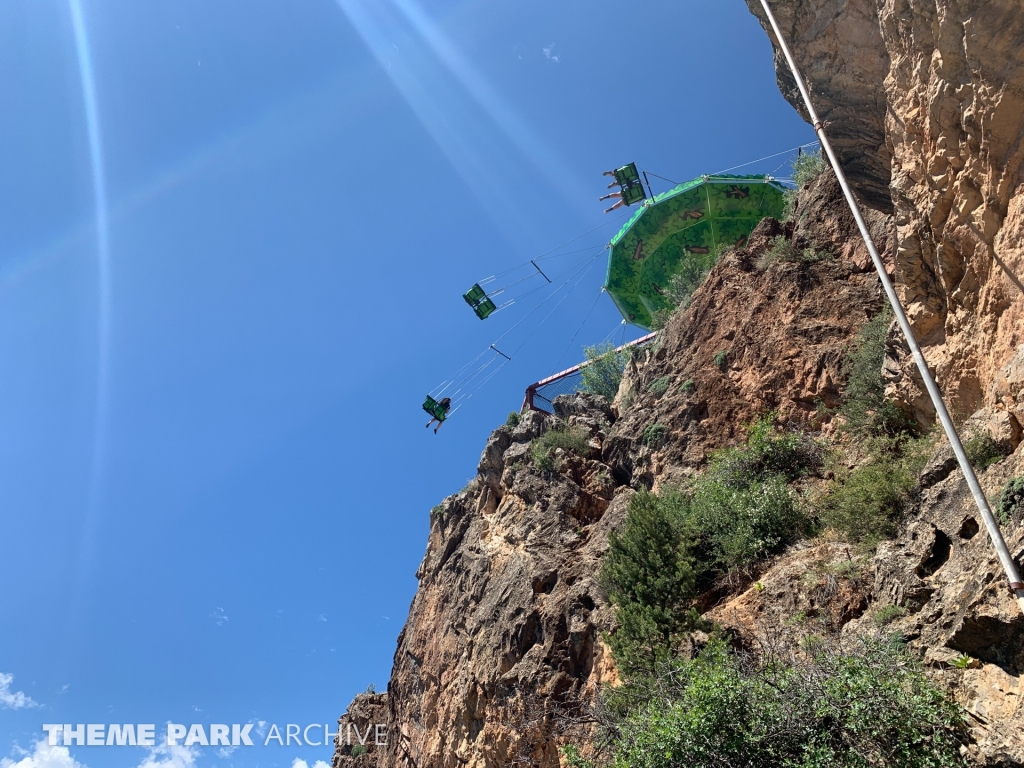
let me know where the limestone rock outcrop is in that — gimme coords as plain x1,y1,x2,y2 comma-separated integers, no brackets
357,398,625,768
746,0,1024,428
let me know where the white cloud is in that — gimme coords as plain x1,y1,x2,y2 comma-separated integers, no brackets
2,738,198,768
291,760,330,768
1,741,84,768
210,607,228,626
0,673,37,709
542,43,559,63
135,745,198,768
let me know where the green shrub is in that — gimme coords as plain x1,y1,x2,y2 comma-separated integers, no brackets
350,744,368,757
602,421,820,678
600,488,702,679
871,604,907,626
827,558,864,580
505,411,521,428
691,476,807,571
759,234,797,266
624,341,650,361
963,433,1007,470
781,187,799,222
817,438,925,546
997,475,1024,525
666,246,723,305
841,309,914,435
643,423,667,448
756,235,832,271
649,308,672,331
952,654,973,670
606,636,967,768
713,350,728,371
648,376,671,397
580,342,626,400
709,415,821,488
531,425,591,471
620,390,635,413
679,379,695,394
793,149,826,187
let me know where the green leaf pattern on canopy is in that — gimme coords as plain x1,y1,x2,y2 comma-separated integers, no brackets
605,175,787,329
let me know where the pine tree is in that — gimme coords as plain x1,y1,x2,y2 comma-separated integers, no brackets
600,489,701,679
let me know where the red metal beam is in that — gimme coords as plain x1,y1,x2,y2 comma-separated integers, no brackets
522,332,657,414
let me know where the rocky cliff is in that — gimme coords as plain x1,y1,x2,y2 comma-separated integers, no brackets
334,3,1024,766
745,0,1024,429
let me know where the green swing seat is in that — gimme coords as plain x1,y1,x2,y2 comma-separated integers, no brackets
422,395,449,421
463,283,498,320
612,162,642,189
622,183,647,205
610,163,647,206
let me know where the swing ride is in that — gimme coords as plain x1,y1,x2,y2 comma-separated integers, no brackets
460,164,643,322
422,146,815,428
605,174,787,329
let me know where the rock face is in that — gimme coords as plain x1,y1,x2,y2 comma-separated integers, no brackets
744,0,893,212
362,399,626,768
746,0,1024,427
859,445,1024,765
332,693,389,767
604,169,891,487
333,173,901,768
333,4,1024,765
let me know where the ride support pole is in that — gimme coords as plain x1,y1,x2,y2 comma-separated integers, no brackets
758,0,1024,615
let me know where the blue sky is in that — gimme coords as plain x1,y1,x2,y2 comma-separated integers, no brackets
0,2,811,768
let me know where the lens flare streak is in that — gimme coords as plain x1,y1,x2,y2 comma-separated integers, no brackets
68,0,112,568
333,0,579,245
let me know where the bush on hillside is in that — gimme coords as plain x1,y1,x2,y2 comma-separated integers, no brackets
756,235,832,271
816,436,927,546
649,246,728,330
997,475,1024,526
600,488,703,679
963,432,1008,471
841,309,914,435
585,636,967,768
793,149,827,187
530,425,591,472
691,476,807,571
710,415,821,488
602,418,816,674
648,376,671,397
643,423,667,448
580,342,626,400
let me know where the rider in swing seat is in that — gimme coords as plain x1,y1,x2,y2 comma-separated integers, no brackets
425,397,452,434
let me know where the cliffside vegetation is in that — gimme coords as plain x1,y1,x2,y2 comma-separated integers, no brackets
566,635,967,768
568,259,968,766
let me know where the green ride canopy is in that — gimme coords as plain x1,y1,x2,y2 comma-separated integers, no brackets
604,174,788,329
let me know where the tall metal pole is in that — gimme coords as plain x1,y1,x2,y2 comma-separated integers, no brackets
758,0,1024,615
